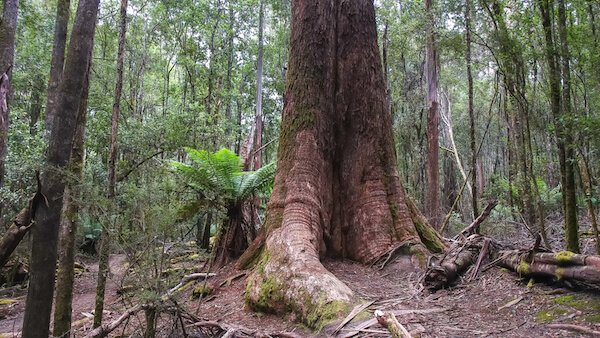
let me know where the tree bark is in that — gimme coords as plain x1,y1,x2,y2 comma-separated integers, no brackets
0,0,19,212
537,0,579,252
53,49,92,338
465,0,478,219
44,0,71,137
0,184,42,269
244,0,441,329
557,0,580,253
94,0,128,328
252,0,264,171
425,0,440,228
21,1,99,336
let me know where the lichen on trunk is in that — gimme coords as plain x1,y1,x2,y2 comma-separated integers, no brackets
243,0,443,329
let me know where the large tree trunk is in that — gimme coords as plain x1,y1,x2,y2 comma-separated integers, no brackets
94,0,128,328
0,0,19,216
53,49,92,338
244,0,442,329
44,0,71,137
21,1,99,336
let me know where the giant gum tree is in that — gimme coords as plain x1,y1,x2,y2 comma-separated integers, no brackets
241,0,444,329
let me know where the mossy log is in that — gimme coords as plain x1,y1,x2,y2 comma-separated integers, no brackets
498,250,600,284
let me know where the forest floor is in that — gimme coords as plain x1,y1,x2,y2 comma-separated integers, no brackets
0,224,599,337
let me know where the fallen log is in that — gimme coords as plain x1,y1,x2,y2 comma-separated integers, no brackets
424,235,492,290
498,250,600,284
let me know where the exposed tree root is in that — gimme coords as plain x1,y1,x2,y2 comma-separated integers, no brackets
245,229,357,330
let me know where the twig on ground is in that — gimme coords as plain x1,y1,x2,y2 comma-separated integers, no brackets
375,310,411,338
333,301,375,335
547,323,600,336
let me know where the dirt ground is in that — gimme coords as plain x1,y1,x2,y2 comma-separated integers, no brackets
0,226,599,337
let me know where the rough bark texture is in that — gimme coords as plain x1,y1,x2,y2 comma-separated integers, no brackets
21,1,99,336
44,0,71,136
425,0,440,228
245,0,440,329
0,0,18,202
53,50,91,338
94,0,128,328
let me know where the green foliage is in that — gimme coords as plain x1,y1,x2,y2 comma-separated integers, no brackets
170,148,276,212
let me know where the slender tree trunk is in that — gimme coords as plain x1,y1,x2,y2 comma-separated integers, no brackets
53,49,92,338
244,1,443,328
579,156,600,254
21,1,99,336
225,3,235,150
94,0,128,328
28,76,44,135
44,0,70,136
253,0,264,171
425,0,440,228
0,0,19,215
557,0,580,253
465,0,478,219
201,211,212,251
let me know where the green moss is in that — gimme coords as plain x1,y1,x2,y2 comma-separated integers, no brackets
585,314,600,323
192,284,213,298
536,308,568,322
555,251,575,265
248,277,285,313
555,268,566,280
527,278,535,288
413,220,445,253
305,298,351,331
517,260,530,275
409,244,428,266
553,295,600,311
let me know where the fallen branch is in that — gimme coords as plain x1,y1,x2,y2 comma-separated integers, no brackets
547,323,600,336
333,301,375,335
86,272,216,337
457,200,498,237
375,310,411,338
86,304,142,338
341,308,447,338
